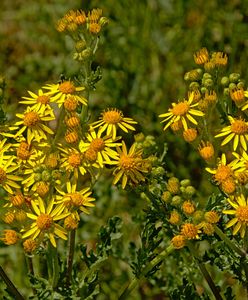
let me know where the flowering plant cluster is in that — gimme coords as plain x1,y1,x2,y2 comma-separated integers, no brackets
1,8,248,300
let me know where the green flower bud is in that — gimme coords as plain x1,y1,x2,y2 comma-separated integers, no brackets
34,173,42,182
189,82,200,90
41,170,51,182
223,88,229,96
75,40,87,52
80,48,92,60
237,81,245,89
220,76,229,86
229,83,236,90
99,17,109,27
229,73,240,83
151,166,166,177
192,210,204,223
171,195,182,206
134,133,145,142
200,87,207,94
167,177,180,194
203,73,212,79
180,179,191,187
203,78,213,88
184,186,196,197
161,191,171,203
184,72,190,81
196,68,203,77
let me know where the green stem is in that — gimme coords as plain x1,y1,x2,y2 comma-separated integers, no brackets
188,242,223,300
0,266,25,300
214,225,246,257
51,246,59,289
66,229,76,287
119,244,174,300
26,256,37,295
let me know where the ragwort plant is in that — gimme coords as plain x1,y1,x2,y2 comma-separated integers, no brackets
1,7,248,300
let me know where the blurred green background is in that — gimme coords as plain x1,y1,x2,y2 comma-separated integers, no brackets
1,0,248,299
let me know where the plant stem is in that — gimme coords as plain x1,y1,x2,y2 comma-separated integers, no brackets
119,244,174,300
66,229,76,287
0,266,25,300
214,225,247,257
26,256,37,295
187,242,223,300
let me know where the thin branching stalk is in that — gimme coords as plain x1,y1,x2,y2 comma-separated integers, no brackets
119,244,174,300
66,229,76,287
0,266,25,300
188,242,223,300
26,256,37,295
214,225,247,257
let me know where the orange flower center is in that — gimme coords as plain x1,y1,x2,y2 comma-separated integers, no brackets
37,95,50,104
59,81,76,94
2,230,18,245
17,141,31,160
172,102,189,116
181,223,198,239
23,239,37,253
0,167,6,184
84,148,97,162
120,155,136,170
64,96,78,111
11,194,25,206
102,110,123,124
236,206,248,223
36,214,53,230
231,120,248,134
23,111,40,127
90,138,105,152
70,193,83,206
68,153,81,167
214,165,232,183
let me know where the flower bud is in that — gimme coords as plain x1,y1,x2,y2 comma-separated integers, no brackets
220,76,229,86
41,170,51,182
171,195,182,206
161,191,171,203
203,78,213,88
180,179,191,187
229,73,240,83
184,186,196,197
203,72,212,79
167,177,180,194
189,82,200,90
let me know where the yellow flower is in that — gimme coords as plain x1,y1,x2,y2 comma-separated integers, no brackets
79,128,121,167
215,116,248,151
59,145,87,179
223,194,248,238
14,106,54,144
43,81,87,108
22,156,46,188
206,153,242,185
198,141,215,161
159,92,204,131
241,91,248,111
171,235,186,249
22,198,70,247
193,48,209,65
0,156,22,194
112,141,149,189
181,223,200,239
1,229,19,245
91,108,137,139
56,181,95,214
20,89,55,113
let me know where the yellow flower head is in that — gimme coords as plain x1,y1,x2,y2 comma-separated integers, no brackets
56,181,95,215
79,128,121,167
159,92,204,131
91,108,137,139
171,235,186,249
1,229,19,245
59,145,87,179
193,48,209,65
43,81,87,108
22,197,70,247
0,156,22,194
206,153,242,185
181,223,200,239
215,116,248,151
112,141,149,189
198,141,215,161
14,106,54,144
223,194,248,238
20,89,54,113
